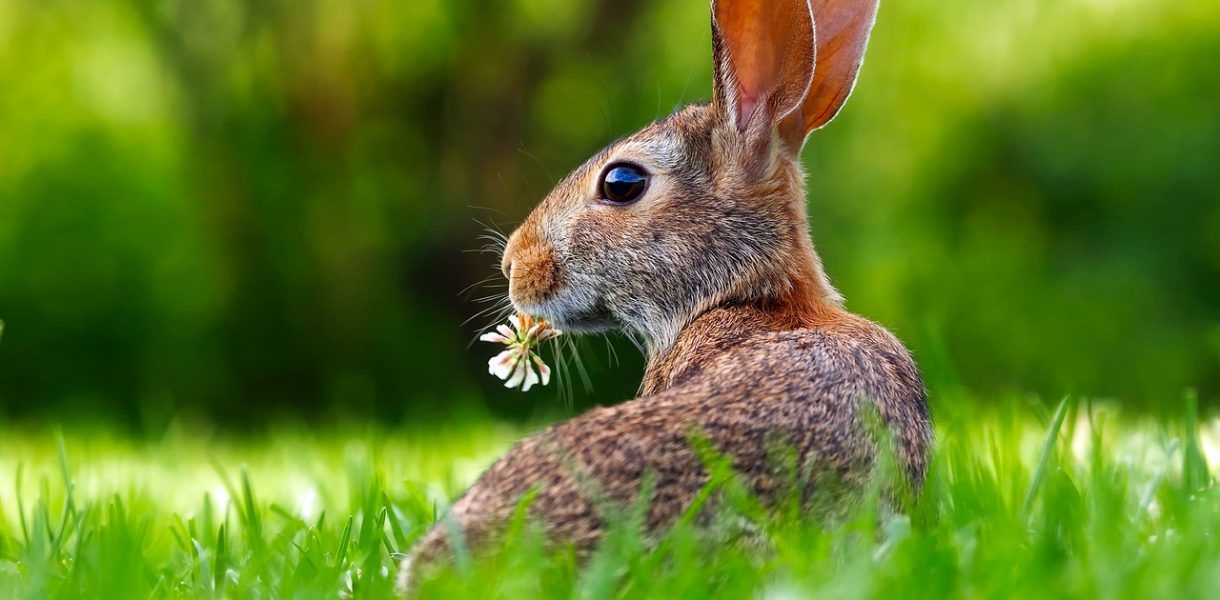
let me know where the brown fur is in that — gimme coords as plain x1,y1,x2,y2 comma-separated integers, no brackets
502,223,557,307
398,0,928,593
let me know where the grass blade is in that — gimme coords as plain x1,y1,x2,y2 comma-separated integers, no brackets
1182,388,1210,493
1024,396,1075,515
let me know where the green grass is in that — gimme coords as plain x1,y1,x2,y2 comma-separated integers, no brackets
1,395,1218,599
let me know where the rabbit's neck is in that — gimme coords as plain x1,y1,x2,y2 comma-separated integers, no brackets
640,191,846,394
640,287,848,396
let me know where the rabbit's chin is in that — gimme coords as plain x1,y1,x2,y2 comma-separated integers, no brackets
515,295,617,335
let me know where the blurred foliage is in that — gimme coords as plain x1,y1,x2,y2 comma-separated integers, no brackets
0,0,1217,428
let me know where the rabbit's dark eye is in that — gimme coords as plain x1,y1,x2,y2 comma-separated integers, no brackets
599,164,648,205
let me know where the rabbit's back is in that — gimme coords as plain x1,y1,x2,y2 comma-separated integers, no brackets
405,307,931,580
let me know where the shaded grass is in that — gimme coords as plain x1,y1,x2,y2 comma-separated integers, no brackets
1,395,1218,598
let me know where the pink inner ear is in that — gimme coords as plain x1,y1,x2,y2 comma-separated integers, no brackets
737,84,760,131
715,0,816,137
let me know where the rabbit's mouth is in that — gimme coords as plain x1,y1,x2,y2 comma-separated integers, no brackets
516,292,616,335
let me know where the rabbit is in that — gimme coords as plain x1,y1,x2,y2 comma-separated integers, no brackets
398,0,932,592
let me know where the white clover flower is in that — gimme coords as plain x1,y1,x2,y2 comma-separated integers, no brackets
481,313,561,391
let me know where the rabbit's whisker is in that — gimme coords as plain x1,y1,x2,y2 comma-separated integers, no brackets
459,275,502,297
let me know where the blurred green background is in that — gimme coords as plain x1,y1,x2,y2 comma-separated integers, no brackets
0,0,1217,430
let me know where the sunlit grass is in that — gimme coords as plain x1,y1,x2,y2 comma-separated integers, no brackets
1,396,1218,598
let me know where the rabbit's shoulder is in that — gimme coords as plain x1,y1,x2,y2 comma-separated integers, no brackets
656,310,924,405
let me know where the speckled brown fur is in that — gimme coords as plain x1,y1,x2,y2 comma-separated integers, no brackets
399,0,928,593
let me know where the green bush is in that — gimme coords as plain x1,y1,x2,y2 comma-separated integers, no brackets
0,0,1216,425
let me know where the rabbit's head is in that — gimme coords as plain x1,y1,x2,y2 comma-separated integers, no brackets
501,0,879,354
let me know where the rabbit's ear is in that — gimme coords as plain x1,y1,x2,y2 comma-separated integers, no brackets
712,0,815,140
779,0,880,146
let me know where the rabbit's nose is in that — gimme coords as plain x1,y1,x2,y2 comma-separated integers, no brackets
501,230,520,280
